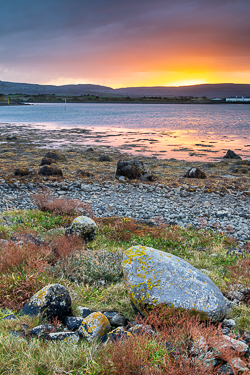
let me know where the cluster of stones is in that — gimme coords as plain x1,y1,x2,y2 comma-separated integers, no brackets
1,243,250,374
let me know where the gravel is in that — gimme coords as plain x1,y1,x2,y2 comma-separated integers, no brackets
0,180,249,245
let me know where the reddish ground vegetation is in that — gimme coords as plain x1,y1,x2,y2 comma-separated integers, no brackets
32,190,92,217
99,306,245,375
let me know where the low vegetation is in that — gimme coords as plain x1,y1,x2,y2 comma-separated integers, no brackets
0,195,249,374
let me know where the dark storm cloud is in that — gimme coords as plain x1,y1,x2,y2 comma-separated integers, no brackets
0,0,249,84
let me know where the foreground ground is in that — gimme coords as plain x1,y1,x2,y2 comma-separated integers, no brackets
0,195,250,374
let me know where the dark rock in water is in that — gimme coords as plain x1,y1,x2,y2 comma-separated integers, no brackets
40,157,57,166
20,284,72,321
86,147,94,152
44,150,66,162
115,159,153,181
110,313,128,327
76,169,94,177
39,165,63,176
183,167,206,179
98,154,113,162
64,316,84,331
223,150,242,160
14,167,34,176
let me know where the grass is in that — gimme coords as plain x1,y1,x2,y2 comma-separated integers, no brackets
0,201,250,374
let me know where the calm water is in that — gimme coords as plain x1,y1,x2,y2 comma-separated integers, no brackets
0,103,249,159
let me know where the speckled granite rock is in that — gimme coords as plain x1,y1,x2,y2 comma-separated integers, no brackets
78,312,111,342
122,246,227,322
20,284,71,321
65,216,97,241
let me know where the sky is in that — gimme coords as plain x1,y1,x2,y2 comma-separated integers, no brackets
0,0,250,88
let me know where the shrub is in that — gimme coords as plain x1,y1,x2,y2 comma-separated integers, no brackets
32,191,92,217
48,249,123,284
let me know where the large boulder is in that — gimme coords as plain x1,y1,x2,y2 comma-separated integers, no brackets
122,246,227,322
115,159,153,181
78,312,111,342
14,167,34,176
223,150,242,160
20,284,72,321
65,216,97,242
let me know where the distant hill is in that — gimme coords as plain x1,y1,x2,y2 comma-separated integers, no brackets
0,81,250,98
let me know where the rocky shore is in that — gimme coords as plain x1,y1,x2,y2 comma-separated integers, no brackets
0,123,249,246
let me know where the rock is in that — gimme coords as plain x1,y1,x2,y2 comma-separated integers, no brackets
223,150,242,160
118,176,127,182
6,135,17,141
122,246,227,322
128,324,154,336
230,166,249,174
222,319,236,329
101,327,132,343
29,324,54,337
77,306,92,318
0,309,17,320
64,317,84,331
220,335,248,354
44,150,66,162
65,216,97,242
14,167,34,176
86,147,94,152
183,168,206,179
76,169,94,177
230,358,248,372
98,154,113,162
115,159,153,181
20,284,72,321
40,157,57,166
48,332,79,343
38,165,63,177
103,311,119,320
78,312,111,342
109,313,128,327
216,364,234,375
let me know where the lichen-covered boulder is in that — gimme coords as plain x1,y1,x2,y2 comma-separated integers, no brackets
115,159,153,181
65,216,97,242
78,312,111,342
20,284,71,321
122,246,227,322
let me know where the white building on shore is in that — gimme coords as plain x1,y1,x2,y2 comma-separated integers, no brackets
226,96,250,102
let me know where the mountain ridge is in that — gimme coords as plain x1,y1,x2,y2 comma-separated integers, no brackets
0,80,250,98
